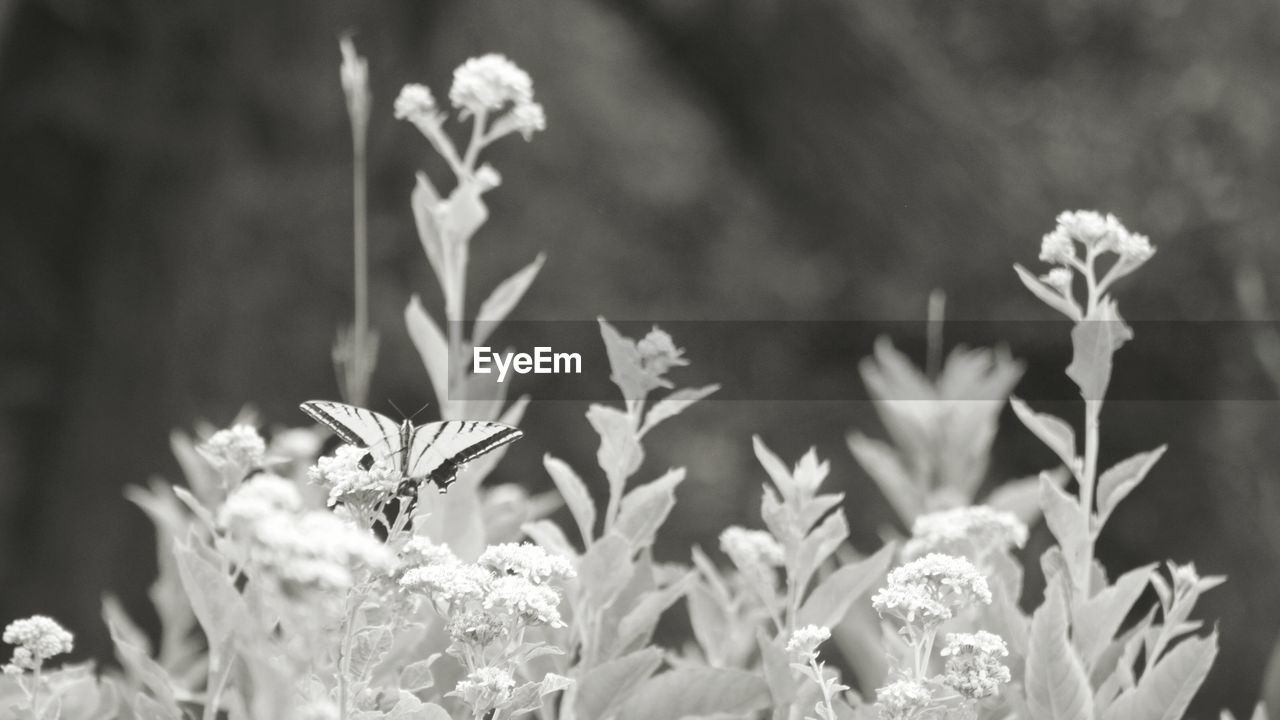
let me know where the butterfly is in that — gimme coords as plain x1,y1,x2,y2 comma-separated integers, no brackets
300,400,523,497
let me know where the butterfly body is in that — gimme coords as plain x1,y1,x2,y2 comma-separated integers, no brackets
300,400,522,496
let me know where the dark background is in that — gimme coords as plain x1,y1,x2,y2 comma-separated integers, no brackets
2,0,1279,716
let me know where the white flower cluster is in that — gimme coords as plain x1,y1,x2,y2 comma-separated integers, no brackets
871,554,992,631
941,631,1012,700
198,424,266,471
401,541,572,645
902,506,1028,561
637,327,688,378
452,666,517,712
719,526,785,571
450,55,533,114
218,475,392,594
1040,210,1155,266
478,542,575,584
874,679,932,720
2,615,73,675
307,444,401,510
785,624,831,664
394,83,442,135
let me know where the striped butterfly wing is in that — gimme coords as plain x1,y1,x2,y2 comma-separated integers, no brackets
300,400,407,469
403,420,523,493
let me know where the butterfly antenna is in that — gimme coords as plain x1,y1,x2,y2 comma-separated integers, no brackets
409,401,430,421
388,398,406,420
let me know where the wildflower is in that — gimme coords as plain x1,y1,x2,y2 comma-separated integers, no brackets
308,444,400,509
475,164,503,192
786,624,831,664
395,83,444,136
941,631,1011,700
219,475,392,594
719,526,785,570
198,424,266,471
875,679,933,720
478,542,575,584
400,561,492,606
3,616,73,675
1038,228,1075,265
1040,267,1073,293
638,327,689,378
449,55,533,115
1116,230,1155,263
902,506,1028,560
452,666,517,713
871,554,991,631
1055,210,1122,250
401,537,459,569
485,575,567,628
508,101,546,140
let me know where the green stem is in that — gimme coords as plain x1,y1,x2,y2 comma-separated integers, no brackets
351,122,370,407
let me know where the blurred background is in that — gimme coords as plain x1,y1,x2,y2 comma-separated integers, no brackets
2,0,1280,715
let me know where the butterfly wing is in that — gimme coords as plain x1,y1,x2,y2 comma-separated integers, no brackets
403,420,523,492
300,400,406,467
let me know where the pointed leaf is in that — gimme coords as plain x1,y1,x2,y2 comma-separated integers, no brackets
614,469,685,551
1026,578,1094,720
172,542,247,647
574,648,664,720
847,433,920,523
544,455,597,546
473,253,546,347
1097,447,1167,525
405,296,450,408
1066,298,1133,400
793,511,849,598
1015,263,1083,321
1010,397,1077,470
798,542,895,629
578,532,634,609
586,404,643,508
640,385,720,436
1102,631,1218,720
1073,564,1155,667
1040,473,1089,587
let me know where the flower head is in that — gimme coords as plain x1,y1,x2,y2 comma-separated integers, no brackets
308,444,400,509
449,55,534,115
871,554,992,631
903,506,1028,561
3,616,73,674
1039,228,1075,265
638,328,688,378
875,679,933,720
452,666,517,714
478,543,575,584
400,560,493,606
941,631,1012,699
199,424,266,471
1041,267,1074,293
508,102,546,140
485,575,566,628
719,526,785,570
786,624,830,664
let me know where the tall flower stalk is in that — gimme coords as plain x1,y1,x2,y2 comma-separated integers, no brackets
334,36,379,406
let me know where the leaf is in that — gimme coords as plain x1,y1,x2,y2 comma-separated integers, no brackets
348,627,394,681
757,629,798,706
388,692,451,720
598,318,649,402
473,253,546,347
586,404,644,508
616,668,771,720
1066,298,1133,401
1073,564,1155,668
574,648,664,720
1102,631,1218,720
1025,578,1094,720
1010,397,1077,470
405,296,450,409
544,455,597,545
793,511,849,598
103,607,181,717
172,541,247,647
1014,263,1083,321
846,433,920,524
798,542,895,629
411,172,445,285
614,469,685,551
399,657,437,692
1097,447,1167,525
613,572,695,656
752,435,795,495
1040,473,1089,590
578,532,635,610
639,385,720,436
522,519,579,559
687,581,729,665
